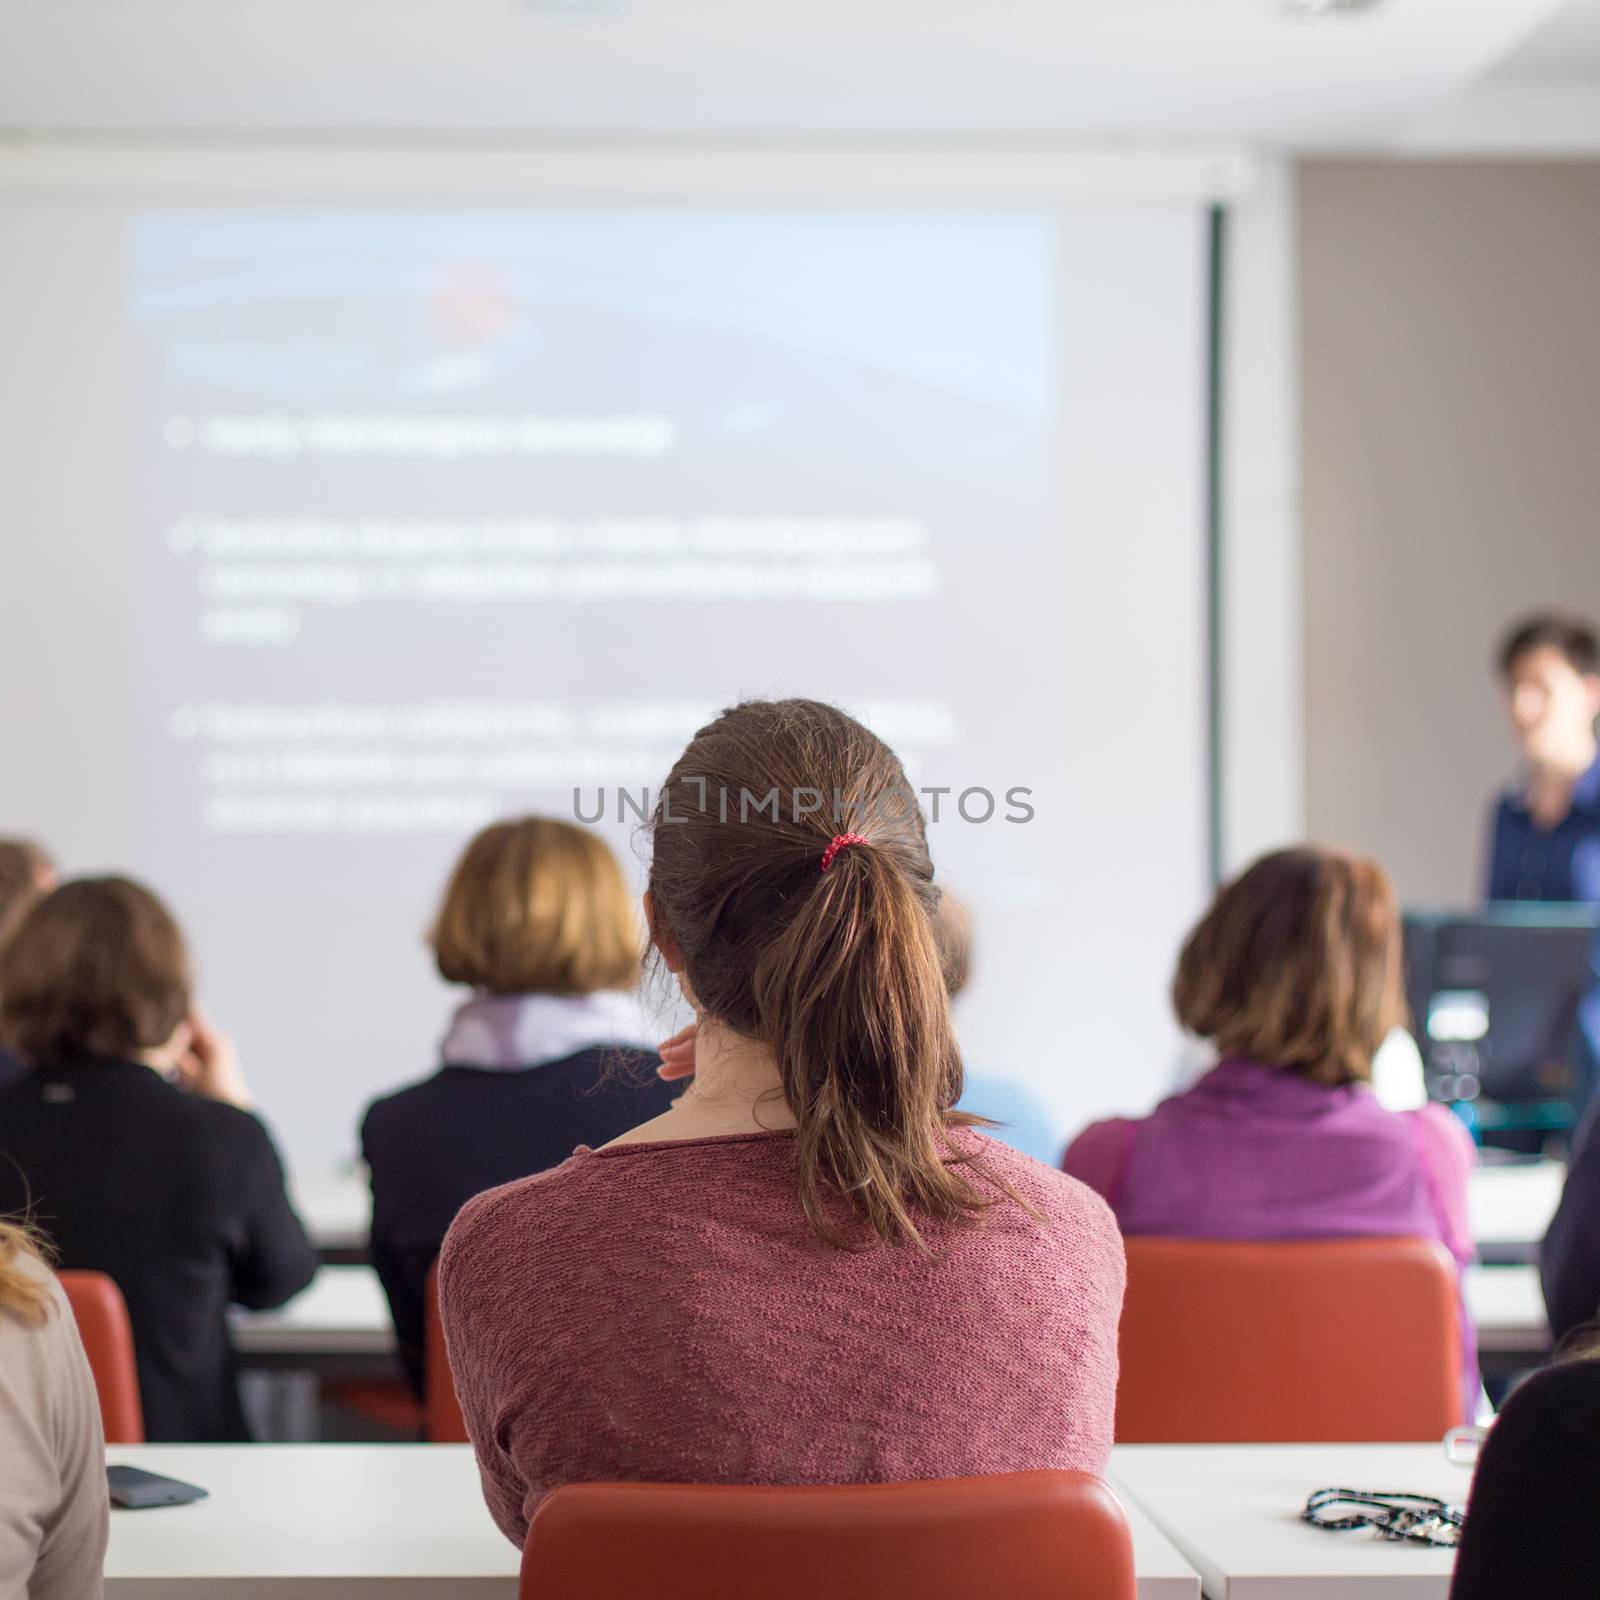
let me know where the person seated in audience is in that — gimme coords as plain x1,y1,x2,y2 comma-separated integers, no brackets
0,837,56,1091
360,815,677,1396
440,699,1125,1546
0,877,317,1442
0,1220,107,1600
1449,1329,1600,1599
938,891,1059,1165
1063,845,1479,1422
1540,1110,1600,1340
0,839,56,932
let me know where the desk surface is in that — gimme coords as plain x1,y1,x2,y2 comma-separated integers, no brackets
232,1265,394,1356
1109,1443,1469,1599
290,1172,371,1255
1463,1262,1548,1355
104,1445,1198,1599
1467,1159,1562,1263
105,1445,514,1598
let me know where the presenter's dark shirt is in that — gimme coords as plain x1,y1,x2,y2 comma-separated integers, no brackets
0,1058,318,1441
1486,754,1600,1101
360,1046,675,1395
1451,1358,1600,1599
1486,754,1600,906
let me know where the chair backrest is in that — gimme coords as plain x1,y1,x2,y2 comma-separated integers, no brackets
57,1270,144,1444
520,1472,1136,1600
1117,1235,1461,1443
424,1258,468,1443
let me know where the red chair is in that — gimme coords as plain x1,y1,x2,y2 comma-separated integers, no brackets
424,1258,469,1443
57,1270,144,1444
326,1259,467,1441
321,1376,423,1438
520,1473,1136,1600
1117,1235,1462,1443
327,1260,464,1440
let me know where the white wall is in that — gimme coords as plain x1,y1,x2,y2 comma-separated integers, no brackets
1298,158,1600,905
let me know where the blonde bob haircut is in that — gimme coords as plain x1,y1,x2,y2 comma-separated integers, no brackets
430,817,640,997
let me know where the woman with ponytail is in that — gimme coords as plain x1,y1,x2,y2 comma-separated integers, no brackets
440,699,1124,1546
0,1222,109,1598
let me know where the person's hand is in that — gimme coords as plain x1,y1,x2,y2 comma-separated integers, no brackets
176,1009,255,1110
656,1022,697,1082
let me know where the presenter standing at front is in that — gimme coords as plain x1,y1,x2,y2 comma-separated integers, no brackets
1486,614,1600,1110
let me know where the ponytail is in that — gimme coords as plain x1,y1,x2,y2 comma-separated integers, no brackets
753,842,996,1246
649,698,1036,1249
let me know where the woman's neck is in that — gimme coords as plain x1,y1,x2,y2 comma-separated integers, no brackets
607,1015,796,1146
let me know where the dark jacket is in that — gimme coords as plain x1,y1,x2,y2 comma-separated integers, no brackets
360,1047,674,1394
0,1057,318,1441
1451,1358,1600,1599
1541,1099,1600,1341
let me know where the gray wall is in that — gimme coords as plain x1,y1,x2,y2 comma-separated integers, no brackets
1298,159,1600,905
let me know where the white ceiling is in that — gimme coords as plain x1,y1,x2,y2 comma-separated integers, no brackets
1495,0,1600,81
0,0,1596,150
1400,0,1600,151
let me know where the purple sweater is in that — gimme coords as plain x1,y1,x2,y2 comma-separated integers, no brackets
439,1127,1125,1546
1063,1058,1478,1423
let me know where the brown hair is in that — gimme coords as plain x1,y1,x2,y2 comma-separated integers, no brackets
0,838,53,944
647,698,1017,1248
0,877,191,1066
1173,846,1404,1087
932,890,973,1001
431,817,640,996
1554,1321,1600,1365
1498,613,1600,680
0,1220,54,1327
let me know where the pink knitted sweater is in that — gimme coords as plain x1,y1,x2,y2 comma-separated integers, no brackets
438,1127,1125,1546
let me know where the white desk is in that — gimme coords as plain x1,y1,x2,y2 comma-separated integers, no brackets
1462,1263,1549,1357
1467,1160,1562,1264
105,1445,515,1598
1110,1444,1469,1599
1118,1492,1205,1598
290,1172,372,1257
232,1265,395,1357
104,1445,1199,1599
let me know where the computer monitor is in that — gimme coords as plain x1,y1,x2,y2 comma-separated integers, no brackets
1403,905,1600,1149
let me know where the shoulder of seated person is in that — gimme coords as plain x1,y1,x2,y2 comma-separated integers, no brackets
0,1252,75,1336
1042,1165,1124,1242
160,1086,273,1145
359,1072,450,1126
1403,1099,1476,1146
964,1130,1124,1229
1490,1359,1600,1453
446,1155,587,1233
5,1248,57,1291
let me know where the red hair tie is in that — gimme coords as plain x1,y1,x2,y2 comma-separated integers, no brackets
820,833,869,873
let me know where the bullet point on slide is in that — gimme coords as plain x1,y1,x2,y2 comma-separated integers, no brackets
164,416,195,449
